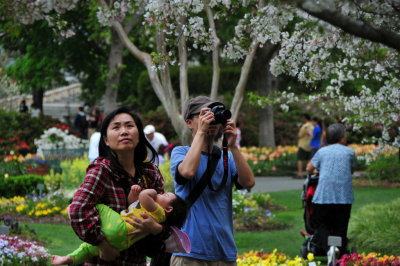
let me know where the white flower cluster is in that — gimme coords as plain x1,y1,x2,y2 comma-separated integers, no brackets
0,74,21,98
96,0,134,27
9,0,79,25
34,127,88,151
265,2,400,149
222,4,295,61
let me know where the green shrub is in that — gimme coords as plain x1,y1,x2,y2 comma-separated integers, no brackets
43,157,89,195
0,159,26,177
366,154,400,181
0,175,48,198
349,197,400,255
248,153,297,176
61,157,90,190
158,159,174,193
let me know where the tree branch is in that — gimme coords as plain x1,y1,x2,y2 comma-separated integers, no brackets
124,0,146,33
298,0,400,52
204,0,221,100
177,16,189,114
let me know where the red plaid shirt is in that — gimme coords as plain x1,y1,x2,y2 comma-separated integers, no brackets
69,157,164,265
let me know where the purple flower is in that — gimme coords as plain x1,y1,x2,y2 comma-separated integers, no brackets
244,206,251,213
265,210,271,218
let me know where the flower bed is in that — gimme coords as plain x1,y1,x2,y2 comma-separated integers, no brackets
240,146,298,176
0,234,50,265
34,127,88,158
240,144,397,176
0,195,68,221
337,252,400,265
237,249,317,265
233,190,288,231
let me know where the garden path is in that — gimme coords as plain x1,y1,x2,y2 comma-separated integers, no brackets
253,171,365,193
252,176,304,193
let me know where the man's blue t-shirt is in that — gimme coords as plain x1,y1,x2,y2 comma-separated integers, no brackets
170,146,238,261
310,125,322,148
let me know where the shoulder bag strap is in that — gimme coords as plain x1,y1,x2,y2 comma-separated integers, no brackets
185,146,221,208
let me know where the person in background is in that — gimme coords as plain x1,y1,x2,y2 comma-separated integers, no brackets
88,125,101,163
74,106,89,139
30,103,41,117
144,125,168,162
19,99,28,113
88,107,100,139
236,121,242,148
170,96,255,265
306,123,355,256
69,106,169,265
310,117,322,158
320,120,329,147
296,114,314,179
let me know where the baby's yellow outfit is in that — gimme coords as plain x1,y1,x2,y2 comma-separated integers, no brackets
68,202,166,265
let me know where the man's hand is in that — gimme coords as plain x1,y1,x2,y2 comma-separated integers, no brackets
223,120,237,149
198,108,214,135
98,239,120,261
126,213,163,237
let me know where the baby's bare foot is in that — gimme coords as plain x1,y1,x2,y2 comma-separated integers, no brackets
52,255,73,265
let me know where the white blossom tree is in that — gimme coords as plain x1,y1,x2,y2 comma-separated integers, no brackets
2,0,399,149
268,0,400,153
1,0,297,144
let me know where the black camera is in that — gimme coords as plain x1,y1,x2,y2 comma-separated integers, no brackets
207,105,231,125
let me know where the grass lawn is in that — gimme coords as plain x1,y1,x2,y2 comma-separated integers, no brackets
24,187,400,261
234,187,400,258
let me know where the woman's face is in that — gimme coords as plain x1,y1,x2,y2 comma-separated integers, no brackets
104,113,139,154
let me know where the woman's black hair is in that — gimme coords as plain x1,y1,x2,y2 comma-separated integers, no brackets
98,106,158,176
326,123,345,144
164,195,189,229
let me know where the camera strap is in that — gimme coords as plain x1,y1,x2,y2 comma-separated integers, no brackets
207,136,228,192
186,145,221,208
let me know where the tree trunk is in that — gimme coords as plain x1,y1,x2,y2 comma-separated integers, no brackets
254,44,279,148
103,28,123,116
230,41,259,121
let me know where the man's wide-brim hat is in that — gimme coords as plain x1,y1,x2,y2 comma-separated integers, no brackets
183,96,224,120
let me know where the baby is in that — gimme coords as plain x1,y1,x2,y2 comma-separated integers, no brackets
52,185,188,265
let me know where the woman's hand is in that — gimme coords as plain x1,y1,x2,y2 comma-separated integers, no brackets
98,239,120,261
126,213,163,237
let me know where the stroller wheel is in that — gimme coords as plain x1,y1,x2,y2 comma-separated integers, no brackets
301,244,308,259
351,246,357,254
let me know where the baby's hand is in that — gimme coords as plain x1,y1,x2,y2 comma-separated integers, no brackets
127,185,142,204
130,185,142,195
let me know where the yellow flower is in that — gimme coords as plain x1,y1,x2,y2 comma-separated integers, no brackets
307,253,314,261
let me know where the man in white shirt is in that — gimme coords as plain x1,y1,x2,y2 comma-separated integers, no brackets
144,125,168,163
88,130,101,163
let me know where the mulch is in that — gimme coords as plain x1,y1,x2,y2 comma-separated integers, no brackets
1,214,70,225
353,178,400,188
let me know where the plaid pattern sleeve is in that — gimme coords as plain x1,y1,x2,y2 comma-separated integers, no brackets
69,159,166,265
69,158,128,246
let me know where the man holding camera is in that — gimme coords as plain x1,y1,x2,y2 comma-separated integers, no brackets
170,96,255,265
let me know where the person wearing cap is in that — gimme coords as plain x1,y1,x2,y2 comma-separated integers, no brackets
170,96,255,265
144,124,168,159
